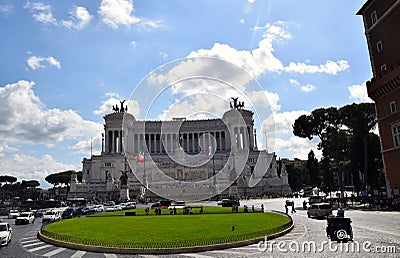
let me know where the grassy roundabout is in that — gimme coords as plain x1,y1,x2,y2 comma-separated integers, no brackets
41,207,291,249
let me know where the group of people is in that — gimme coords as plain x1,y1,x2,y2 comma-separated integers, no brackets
285,200,296,214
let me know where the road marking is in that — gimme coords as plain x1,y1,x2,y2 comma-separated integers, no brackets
23,241,45,248
104,254,118,258
21,239,40,244
179,254,215,258
211,250,250,255
27,244,52,252
70,250,86,258
20,236,37,241
42,247,66,257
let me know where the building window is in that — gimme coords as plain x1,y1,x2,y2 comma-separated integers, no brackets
381,64,387,72
390,101,397,113
377,41,383,53
371,11,377,25
393,123,400,147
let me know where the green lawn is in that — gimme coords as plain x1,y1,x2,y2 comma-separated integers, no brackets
42,208,291,249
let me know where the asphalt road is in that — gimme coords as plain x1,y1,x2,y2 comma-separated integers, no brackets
1,198,399,258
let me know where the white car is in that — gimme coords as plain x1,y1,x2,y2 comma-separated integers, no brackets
15,212,35,225
0,222,12,246
42,210,61,223
105,205,115,212
307,203,332,218
8,210,19,219
94,205,104,212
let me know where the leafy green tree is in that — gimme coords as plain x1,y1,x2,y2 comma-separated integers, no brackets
0,175,17,185
21,180,40,188
340,103,377,187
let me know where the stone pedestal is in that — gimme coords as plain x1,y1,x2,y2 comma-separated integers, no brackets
120,185,130,202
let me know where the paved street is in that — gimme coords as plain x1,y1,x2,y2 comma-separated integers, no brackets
1,198,399,257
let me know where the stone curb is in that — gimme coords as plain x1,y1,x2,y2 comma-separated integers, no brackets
37,213,293,255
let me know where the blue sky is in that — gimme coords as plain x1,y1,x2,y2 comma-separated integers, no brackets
0,0,373,188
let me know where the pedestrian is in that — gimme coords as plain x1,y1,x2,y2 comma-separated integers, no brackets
173,207,177,215
252,205,255,213
285,204,288,214
261,204,264,212
337,207,344,217
291,201,296,213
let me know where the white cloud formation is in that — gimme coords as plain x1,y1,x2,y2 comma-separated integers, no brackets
348,83,373,103
189,21,349,78
0,4,13,15
24,1,57,25
285,60,349,75
62,6,93,30
263,110,310,136
272,136,321,160
94,92,140,117
27,56,61,70
0,153,79,188
0,80,102,144
289,79,316,92
99,0,162,29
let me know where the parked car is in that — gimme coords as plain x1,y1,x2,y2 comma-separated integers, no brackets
94,205,104,212
307,203,332,218
15,212,35,225
217,199,240,207
8,210,19,219
309,195,325,205
62,208,78,219
82,207,96,215
0,222,12,246
105,204,115,212
42,210,61,223
126,202,136,209
151,200,172,209
33,209,45,218
113,205,122,211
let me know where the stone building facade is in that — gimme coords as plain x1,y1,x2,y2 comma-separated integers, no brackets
357,0,400,197
68,103,291,202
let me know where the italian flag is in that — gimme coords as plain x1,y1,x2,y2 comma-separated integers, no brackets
206,145,214,157
137,147,145,163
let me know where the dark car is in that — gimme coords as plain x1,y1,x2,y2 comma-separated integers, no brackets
151,200,172,209
62,208,78,219
217,199,240,207
82,207,95,215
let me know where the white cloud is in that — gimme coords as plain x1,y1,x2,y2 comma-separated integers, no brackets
189,21,349,78
99,0,162,29
348,83,373,103
263,110,310,136
0,153,79,188
159,94,228,121
0,80,102,144
289,78,316,92
272,136,321,160
24,1,57,25
0,4,13,15
94,92,140,117
27,56,61,70
62,6,93,30
285,60,349,75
